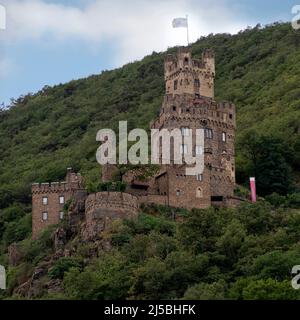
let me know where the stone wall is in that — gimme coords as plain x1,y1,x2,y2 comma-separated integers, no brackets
83,192,139,240
138,194,169,207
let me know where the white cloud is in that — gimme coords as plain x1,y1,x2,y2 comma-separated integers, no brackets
1,0,251,66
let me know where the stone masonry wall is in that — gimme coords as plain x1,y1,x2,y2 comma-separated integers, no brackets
31,169,84,239
82,192,139,240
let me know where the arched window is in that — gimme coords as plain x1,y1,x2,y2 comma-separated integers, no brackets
196,187,203,198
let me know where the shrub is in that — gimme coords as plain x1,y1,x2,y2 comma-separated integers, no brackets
49,257,82,279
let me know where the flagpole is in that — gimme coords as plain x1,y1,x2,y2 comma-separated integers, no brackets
186,14,189,46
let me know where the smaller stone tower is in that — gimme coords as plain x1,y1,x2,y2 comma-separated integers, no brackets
164,47,215,98
31,168,84,239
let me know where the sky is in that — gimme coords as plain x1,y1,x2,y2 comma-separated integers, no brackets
0,0,298,105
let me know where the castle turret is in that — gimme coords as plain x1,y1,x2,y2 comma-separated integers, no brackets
164,47,215,98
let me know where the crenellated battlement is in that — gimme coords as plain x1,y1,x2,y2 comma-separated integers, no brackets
85,192,139,215
32,182,70,194
31,168,84,195
152,93,236,130
82,192,139,240
31,181,84,194
164,47,215,98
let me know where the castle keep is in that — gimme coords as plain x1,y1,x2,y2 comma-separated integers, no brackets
148,47,236,208
32,47,237,238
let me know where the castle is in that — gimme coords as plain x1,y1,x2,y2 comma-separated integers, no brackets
32,47,237,239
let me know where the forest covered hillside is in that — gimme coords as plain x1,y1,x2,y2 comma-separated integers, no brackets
0,22,300,299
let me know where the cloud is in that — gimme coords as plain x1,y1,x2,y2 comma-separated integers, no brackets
1,0,251,67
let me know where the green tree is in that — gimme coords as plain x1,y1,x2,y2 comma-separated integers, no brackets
183,281,227,300
239,132,293,196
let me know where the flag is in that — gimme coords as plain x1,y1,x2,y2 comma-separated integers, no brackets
172,17,188,28
250,177,257,203
0,5,6,30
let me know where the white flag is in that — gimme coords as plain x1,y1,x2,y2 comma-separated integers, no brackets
172,17,188,28
0,5,6,30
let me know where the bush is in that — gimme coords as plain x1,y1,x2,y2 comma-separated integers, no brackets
241,279,300,300
49,257,82,279
266,193,286,207
125,213,176,236
286,193,300,208
183,281,226,300
23,226,56,264
3,214,32,246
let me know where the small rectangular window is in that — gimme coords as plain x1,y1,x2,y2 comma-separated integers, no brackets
196,174,203,182
176,190,181,196
42,197,48,205
222,132,227,142
174,80,178,90
205,129,213,139
59,212,64,220
59,196,65,204
42,212,48,221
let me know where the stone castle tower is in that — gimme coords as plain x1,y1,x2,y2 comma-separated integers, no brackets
149,47,236,209
31,168,84,239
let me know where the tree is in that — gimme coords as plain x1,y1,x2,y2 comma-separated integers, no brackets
239,132,293,196
216,219,246,266
242,279,300,300
183,281,226,300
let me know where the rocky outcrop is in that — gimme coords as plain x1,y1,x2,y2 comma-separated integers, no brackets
8,243,23,266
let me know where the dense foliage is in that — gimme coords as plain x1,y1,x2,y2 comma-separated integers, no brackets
1,202,300,300
0,22,299,299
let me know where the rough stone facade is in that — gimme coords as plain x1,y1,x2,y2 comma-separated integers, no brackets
82,192,139,240
31,168,84,239
165,47,215,98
